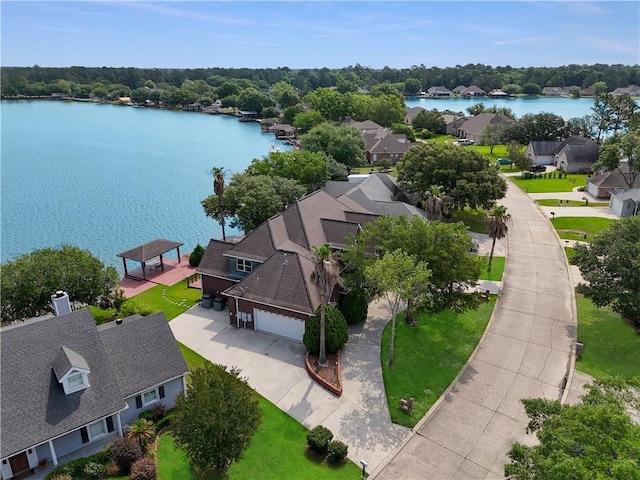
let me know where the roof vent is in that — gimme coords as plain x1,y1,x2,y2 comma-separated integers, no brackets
51,291,72,316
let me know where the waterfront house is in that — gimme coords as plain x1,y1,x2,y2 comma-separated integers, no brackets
460,85,486,97
405,106,425,125
345,119,414,164
452,85,467,95
427,86,452,97
197,190,379,341
541,86,571,97
454,113,514,144
0,307,188,479
611,85,640,96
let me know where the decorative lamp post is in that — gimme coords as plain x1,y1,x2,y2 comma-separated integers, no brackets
360,459,368,479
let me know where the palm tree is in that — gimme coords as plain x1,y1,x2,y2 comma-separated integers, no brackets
212,167,227,241
126,418,156,452
423,185,450,222
487,205,511,271
310,244,340,366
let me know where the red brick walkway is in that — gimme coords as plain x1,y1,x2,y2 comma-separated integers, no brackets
118,257,200,297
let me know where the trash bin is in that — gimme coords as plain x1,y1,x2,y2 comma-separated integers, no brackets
201,294,213,309
213,297,224,311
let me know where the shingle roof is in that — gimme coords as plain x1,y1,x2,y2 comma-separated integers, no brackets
98,312,188,398
117,239,183,262
456,113,514,136
530,141,560,156
1,309,125,459
52,347,90,381
587,163,640,189
197,239,237,277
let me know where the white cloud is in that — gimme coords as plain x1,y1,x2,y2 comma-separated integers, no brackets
493,36,554,46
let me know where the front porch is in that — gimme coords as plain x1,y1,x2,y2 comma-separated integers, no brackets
26,433,117,480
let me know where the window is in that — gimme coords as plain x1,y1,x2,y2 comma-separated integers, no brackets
143,388,158,406
88,419,107,441
67,372,84,389
236,259,253,273
63,370,88,394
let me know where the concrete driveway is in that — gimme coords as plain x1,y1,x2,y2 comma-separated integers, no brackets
169,300,410,472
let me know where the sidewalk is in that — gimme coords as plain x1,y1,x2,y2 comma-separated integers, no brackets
373,179,577,479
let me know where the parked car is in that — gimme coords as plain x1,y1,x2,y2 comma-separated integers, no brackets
530,165,546,173
496,158,512,165
456,139,474,146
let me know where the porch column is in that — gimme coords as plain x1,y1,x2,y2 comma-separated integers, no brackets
116,412,123,437
122,258,128,277
182,376,188,397
176,246,181,263
48,440,58,466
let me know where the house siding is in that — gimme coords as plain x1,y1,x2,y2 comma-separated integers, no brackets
121,377,185,426
228,298,309,330
201,274,234,300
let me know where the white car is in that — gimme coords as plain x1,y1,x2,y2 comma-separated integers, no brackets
456,139,474,146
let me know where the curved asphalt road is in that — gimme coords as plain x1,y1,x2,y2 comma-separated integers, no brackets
373,180,577,479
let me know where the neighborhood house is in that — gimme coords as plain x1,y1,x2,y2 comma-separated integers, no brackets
525,136,600,173
0,300,188,480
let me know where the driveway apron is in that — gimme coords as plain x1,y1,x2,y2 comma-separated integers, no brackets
373,180,577,479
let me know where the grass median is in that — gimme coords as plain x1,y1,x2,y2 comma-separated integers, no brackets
381,297,496,428
551,217,616,242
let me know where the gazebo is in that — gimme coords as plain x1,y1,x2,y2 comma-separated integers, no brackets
117,238,183,280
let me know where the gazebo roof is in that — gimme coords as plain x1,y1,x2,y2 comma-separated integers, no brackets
117,239,183,263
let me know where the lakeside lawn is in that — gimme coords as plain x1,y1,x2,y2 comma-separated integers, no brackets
449,206,488,234
478,256,505,281
510,173,589,193
551,217,616,242
174,344,361,479
90,281,201,323
575,294,640,380
381,297,496,428
535,199,608,207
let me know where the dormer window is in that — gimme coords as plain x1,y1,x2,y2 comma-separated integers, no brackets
237,259,253,273
52,347,90,395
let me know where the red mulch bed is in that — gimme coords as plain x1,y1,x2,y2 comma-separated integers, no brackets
306,352,342,396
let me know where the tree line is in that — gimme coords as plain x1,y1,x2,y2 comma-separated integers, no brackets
2,63,639,100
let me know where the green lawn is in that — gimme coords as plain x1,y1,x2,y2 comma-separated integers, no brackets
535,199,609,207
468,144,509,161
157,434,195,480
551,217,616,242
564,247,575,262
575,294,640,380
381,298,496,427
510,174,589,193
478,256,505,281
449,207,488,234
174,344,361,479
90,281,201,323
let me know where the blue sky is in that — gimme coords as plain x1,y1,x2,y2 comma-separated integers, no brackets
2,1,638,69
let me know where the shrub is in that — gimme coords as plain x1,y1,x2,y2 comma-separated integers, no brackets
139,410,155,422
151,403,166,421
119,298,155,317
339,287,368,325
49,475,72,480
189,244,206,267
154,412,174,432
328,440,348,464
110,437,143,475
82,461,105,479
129,456,157,480
45,451,110,479
303,305,348,355
307,425,334,455
104,462,120,477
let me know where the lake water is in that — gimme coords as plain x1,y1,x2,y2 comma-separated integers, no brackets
404,96,598,119
0,96,606,271
1,100,290,270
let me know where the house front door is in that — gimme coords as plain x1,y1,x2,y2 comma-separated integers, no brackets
9,452,30,476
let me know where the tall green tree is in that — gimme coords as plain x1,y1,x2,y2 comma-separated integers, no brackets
411,109,446,134
594,131,640,189
343,215,482,314
246,150,329,193
300,122,365,167
502,112,567,145
364,250,431,367
397,142,507,209
571,216,640,326
505,377,640,480
1,245,119,324
172,363,261,474
506,141,531,173
310,244,340,366
487,205,511,271
591,93,639,143
481,122,506,153
203,173,305,233
303,87,350,121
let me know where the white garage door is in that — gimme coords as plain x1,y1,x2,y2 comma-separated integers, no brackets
254,309,305,341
